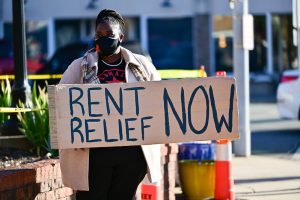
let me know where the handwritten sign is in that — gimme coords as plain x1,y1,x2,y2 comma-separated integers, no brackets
48,77,239,149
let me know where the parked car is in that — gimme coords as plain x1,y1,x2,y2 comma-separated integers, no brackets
280,69,299,83
277,69,300,120
0,39,45,75
35,42,91,86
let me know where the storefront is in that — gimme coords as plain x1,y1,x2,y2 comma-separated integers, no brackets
0,0,295,80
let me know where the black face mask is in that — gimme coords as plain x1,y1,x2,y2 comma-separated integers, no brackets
95,36,120,57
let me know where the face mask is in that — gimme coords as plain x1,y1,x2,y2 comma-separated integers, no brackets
95,36,120,57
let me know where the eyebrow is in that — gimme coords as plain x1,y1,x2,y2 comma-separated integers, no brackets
96,30,114,36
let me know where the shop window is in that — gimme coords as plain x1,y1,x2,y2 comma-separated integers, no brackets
250,16,267,72
272,14,297,72
124,17,140,42
26,21,48,71
213,16,233,72
148,18,193,69
55,20,81,48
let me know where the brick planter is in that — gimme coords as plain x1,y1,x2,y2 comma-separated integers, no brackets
0,145,178,200
161,143,178,200
0,159,75,200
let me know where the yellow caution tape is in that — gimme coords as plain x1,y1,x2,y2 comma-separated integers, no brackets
0,107,46,113
0,70,201,80
0,74,63,80
159,70,200,79
29,74,63,80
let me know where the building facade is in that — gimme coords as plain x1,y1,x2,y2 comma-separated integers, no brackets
0,0,295,80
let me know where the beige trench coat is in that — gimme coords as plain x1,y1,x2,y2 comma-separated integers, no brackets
59,47,162,191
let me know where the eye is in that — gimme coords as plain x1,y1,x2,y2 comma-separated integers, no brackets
109,34,115,38
95,34,102,39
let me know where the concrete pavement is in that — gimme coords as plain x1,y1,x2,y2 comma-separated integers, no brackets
233,103,300,199
233,154,300,200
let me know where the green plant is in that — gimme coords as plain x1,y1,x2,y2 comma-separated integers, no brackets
0,79,12,124
17,82,50,156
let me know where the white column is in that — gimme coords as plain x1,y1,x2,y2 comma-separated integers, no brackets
140,15,149,53
0,0,3,39
233,0,251,156
296,0,300,73
47,18,56,59
266,12,273,74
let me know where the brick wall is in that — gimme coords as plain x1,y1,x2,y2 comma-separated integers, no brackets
0,146,178,200
0,159,75,200
137,144,178,200
161,143,178,200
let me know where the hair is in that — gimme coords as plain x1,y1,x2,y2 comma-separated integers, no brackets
95,9,125,35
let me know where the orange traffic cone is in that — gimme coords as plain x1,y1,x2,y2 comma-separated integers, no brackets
214,140,235,200
214,71,235,200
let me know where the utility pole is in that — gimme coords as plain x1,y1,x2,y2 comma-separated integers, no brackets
0,0,3,39
232,0,252,156
1,0,31,135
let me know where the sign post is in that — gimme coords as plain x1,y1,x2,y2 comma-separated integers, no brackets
232,0,251,156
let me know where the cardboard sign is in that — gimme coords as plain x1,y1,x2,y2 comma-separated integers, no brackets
48,77,239,149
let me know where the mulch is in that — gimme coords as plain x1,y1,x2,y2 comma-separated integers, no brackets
0,147,41,169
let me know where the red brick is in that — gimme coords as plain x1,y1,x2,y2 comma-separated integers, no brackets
0,189,16,200
1,184,38,200
57,194,76,200
54,187,74,199
0,159,73,200
20,159,60,183
34,190,55,200
0,169,35,191
168,154,178,162
52,178,63,189
40,180,52,193
164,163,177,172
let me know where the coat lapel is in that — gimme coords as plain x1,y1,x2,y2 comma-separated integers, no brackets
81,47,149,83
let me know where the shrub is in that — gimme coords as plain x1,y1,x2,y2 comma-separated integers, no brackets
17,82,51,157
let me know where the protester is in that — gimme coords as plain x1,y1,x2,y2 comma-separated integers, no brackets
59,9,161,200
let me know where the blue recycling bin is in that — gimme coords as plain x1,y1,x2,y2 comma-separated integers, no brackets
178,142,215,161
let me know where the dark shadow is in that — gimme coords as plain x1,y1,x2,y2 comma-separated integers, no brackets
251,129,300,154
250,118,289,124
237,188,300,197
235,176,300,184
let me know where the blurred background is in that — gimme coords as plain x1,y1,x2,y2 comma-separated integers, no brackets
1,1,300,199
0,0,297,91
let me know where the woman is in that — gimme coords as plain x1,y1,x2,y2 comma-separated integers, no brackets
59,9,161,200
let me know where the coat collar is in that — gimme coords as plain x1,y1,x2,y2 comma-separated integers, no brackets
85,47,141,70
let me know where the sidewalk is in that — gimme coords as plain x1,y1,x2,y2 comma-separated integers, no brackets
233,154,300,200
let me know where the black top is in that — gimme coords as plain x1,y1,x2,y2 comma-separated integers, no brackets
97,57,126,84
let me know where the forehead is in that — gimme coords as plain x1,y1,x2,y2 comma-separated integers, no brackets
96,21,120,35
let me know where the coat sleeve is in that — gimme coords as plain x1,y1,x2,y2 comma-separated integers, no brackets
59,58,83,84
135,54,161,81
